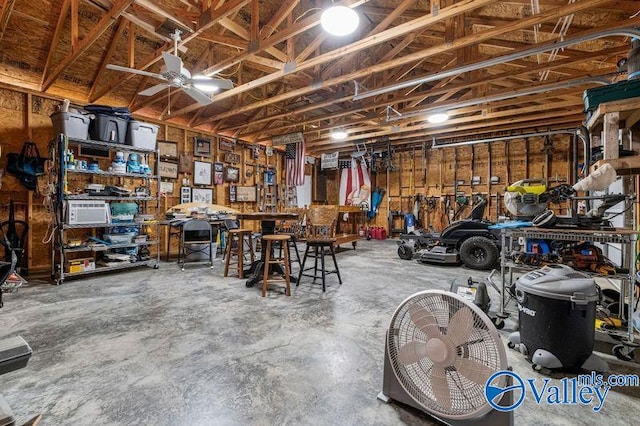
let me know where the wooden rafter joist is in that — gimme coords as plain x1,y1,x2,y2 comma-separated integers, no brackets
172,0,498,119
90,0,251,102
172,0,610,122
88,17,128,100
134,0,195,33
260,0,301,40
306,111,585,153
0,0,16,44
42,0,135,91
41,0,70,84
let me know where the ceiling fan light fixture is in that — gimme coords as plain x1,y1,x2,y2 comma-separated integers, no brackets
320,5,359,36
192,77,220,92
427,112,449,124
331,129,348,140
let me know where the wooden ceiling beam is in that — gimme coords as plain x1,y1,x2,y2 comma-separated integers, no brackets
260,0,301,40
42,0,135,91
90,0,250,102
134,0,195,32
88,17,128,100
218,17,287,62
41,0,70,85
174,0,496,118
199,0,371,76
0,0,17,44
179,0,612,123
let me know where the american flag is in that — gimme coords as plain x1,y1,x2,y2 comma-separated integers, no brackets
285,140,306,186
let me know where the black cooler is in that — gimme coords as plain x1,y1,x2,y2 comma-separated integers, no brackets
508,264,607,371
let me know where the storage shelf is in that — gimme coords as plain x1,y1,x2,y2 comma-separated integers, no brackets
502,227,636,245
67,168,156,179
62,259,158,278
63,240,159,253
67,137,156,154
63,222,135,229
66,194,154,201
54,131,161,284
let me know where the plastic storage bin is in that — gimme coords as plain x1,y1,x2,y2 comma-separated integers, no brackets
50,111,90,140
89,114,128,143
127,121,159,150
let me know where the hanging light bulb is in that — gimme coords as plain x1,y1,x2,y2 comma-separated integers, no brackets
320,5,359,36
427,112,449,124
331,129,348,140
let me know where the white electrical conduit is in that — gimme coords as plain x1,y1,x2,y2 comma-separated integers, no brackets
384,74,610,122
430,129,577,149
352,27,640,101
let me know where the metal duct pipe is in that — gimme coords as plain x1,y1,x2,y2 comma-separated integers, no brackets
387,75,610,122
431,129,578,149
628,38,640,80
353,27,640,101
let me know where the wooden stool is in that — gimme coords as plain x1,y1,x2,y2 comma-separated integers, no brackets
224,229,255,278
262,234,291,297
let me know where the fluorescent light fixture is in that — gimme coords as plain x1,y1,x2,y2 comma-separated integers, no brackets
331,129,348,140
320,6,359,36
427,112,449,124
192,77,220,92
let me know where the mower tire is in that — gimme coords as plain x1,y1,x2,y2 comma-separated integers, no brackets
397,243,414,260
459,236,499,270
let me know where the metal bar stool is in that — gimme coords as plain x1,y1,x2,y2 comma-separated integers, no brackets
262,234,291,297
297,205,342,292
224,229,255,278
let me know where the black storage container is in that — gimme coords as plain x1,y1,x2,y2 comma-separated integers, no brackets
515,264,598,370
89,113,128,143
0,336,32,375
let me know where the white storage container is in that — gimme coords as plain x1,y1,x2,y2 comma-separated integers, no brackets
126,121,159,150
50,111,91,140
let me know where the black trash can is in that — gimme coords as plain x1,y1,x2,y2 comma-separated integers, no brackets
515,264,599,370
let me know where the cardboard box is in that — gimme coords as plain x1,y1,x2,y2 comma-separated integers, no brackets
67,258,95,273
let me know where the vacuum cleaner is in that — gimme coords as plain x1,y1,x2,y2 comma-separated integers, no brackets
508,264,608,372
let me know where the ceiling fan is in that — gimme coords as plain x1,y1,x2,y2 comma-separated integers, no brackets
106,30,233,105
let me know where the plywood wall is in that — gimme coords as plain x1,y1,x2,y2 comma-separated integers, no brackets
331,135,574,234
0,86,284,274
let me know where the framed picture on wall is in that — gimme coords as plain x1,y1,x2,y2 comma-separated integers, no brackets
192,188,214,204
158,161,179,179
236,186,257,202
158,140,178,159
225,166,239,183
180,186,192,204
229,185,237,203
193,161,212,185
214,162,224,185
194,137,212,157
160,181,174,195
179,153,193,173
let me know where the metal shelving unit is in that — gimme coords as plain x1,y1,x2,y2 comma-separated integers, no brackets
52,135,161,284
499,227,638,357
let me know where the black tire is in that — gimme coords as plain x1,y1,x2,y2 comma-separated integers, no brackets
397,243,414,260
459,236,499,270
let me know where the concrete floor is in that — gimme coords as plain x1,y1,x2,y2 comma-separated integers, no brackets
1,239,639,425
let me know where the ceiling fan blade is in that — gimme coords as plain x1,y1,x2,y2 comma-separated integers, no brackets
106,64,164,79
398,341,428,366
182,86,213,105
162,51,183,74
456,357,495,387
139,83,170,96
446,307,474,347
430,365,452,410
408,304,441,340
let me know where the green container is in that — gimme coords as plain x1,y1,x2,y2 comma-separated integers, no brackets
583,79,640,113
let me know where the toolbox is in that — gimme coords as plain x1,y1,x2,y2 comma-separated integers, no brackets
583,79,640,114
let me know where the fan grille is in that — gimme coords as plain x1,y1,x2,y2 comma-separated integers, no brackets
387,290,507,420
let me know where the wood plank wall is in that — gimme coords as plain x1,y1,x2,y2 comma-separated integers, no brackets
0,86,284,274
325,136,573,234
